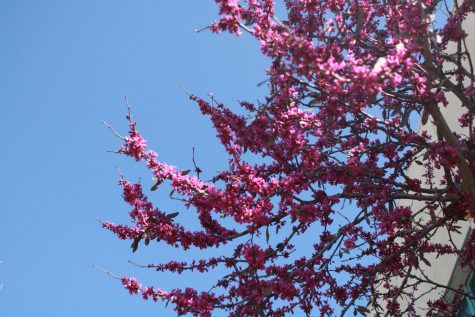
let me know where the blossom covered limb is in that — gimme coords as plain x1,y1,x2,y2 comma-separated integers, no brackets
103,0,475,315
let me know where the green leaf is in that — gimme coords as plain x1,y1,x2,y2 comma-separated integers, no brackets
131,236,141,253
357,305,370,314
181,170,191,176
150,181,161,191
419,254,431,267
365,213,370,225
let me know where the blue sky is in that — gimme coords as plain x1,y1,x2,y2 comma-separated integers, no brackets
0,1,271,316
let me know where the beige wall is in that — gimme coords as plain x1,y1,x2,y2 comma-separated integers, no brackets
410,12,475,313
368,11,475,316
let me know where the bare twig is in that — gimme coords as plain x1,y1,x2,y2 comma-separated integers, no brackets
192,147,202,179
93,265,121,280
103,120,125,139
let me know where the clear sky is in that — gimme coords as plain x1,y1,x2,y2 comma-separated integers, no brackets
0,1,271,316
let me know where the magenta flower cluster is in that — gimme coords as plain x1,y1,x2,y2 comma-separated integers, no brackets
103,0,475,316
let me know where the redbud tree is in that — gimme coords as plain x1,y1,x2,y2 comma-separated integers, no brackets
102,1,475,316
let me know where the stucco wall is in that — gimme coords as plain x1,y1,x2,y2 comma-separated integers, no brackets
368,11,475,316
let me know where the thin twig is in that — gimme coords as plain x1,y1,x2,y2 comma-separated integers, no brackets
194,25,210,33
192,147,201,180
115,166,124,179
124,96,132,122
102,120,125,139
179,85,192,98
93,265,121,280
237,21,253,34
94,216,105,224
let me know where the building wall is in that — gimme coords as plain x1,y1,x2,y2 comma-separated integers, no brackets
368,11,475,316
412,11,475,314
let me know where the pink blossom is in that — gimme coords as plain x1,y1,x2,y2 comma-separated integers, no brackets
102,1,475,315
